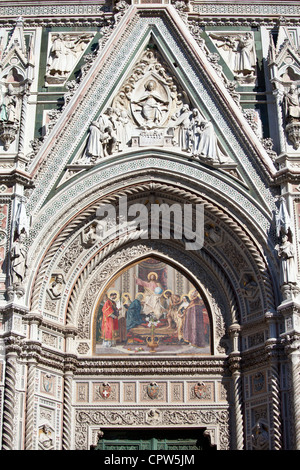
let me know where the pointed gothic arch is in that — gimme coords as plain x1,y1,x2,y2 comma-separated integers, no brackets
26,173,277,353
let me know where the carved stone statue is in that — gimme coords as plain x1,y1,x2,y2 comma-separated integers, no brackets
251,421,269,450
195,120,218,160
209,32,256,80
48,274,64,299
46,33,92,83
116,109,132,150
10,232,27,287
276,235,297,285
81,222,103,247
38,424,54,450
0,83,20,150
171,104,192,151
84,120,104,162
233,32,256,76
131,79,169,129
81,110,118,163
0,84,18,123
283,84,300,149
283,84,300,121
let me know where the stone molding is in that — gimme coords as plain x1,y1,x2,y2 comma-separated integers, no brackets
75,406,230,450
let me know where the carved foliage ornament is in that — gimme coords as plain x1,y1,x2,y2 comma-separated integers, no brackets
75,408,230,450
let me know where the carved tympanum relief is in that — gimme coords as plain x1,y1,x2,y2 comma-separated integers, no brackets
76,46,231,165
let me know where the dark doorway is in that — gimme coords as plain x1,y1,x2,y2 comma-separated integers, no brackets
94,428,216,450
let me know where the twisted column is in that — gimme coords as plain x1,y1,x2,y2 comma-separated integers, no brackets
17,80,32,159
229,323,244,450
232,368,244,450
62,370,73,450
269,363,282,450
24,360,37,450
1,352,17,450
290,349,300,449
17,92,27,157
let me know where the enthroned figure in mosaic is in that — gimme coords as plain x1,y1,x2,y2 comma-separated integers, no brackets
94,257,210,356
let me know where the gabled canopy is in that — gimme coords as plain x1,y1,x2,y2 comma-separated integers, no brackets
26,5,277,241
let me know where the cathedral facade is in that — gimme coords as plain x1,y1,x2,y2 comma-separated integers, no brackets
0,0,300,451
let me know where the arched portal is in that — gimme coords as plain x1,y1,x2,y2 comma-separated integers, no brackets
24,175,276,451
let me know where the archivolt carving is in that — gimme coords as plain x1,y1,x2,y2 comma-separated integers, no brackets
30,181,275,318
68,239,234,356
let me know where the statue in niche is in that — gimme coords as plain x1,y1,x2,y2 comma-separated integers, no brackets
0,84,18,123
276,234,297,285
282,83,300,149
209,32,256,79
283,84,300,121
233,32,256,76
251,421,269,450
38,424,54,450
0,81,21,150
131,79,169,129
10,232,27,288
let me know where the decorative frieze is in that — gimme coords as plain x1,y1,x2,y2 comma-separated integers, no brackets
75,407,230,450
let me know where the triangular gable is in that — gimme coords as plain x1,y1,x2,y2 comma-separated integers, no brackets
27,5,277,218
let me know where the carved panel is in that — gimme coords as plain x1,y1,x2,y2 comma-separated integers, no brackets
75,407,230,450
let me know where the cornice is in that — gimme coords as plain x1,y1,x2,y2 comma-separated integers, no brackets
0,1,299,21
73,356,229,376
